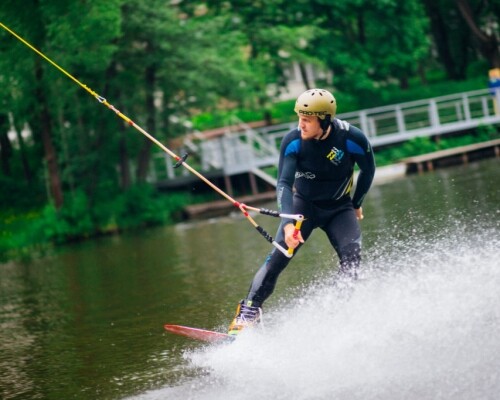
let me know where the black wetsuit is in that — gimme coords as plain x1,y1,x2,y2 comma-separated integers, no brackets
246,118,376,307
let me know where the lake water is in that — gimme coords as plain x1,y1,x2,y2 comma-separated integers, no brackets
1,158,499,400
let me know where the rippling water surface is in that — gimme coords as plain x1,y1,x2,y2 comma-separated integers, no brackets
0,159,498,400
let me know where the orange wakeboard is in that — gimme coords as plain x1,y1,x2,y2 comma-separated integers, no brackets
164,324,235,343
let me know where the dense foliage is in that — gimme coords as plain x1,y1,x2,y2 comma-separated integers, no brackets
0,0,499,256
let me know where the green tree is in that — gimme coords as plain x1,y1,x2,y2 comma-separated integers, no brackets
305,0,429,97
2,0,257,213
0,0,123,208
422,0,477,80
1,2,63,208
455,0,500,69
0,113,12,176
111,0,257,183
202,0,321,113
422,0,500,78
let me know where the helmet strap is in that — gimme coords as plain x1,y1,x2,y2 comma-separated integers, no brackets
317,115,331,140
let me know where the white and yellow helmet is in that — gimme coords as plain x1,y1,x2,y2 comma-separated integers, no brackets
294,88,337,120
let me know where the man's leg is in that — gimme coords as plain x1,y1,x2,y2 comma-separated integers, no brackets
246,196,315,306
323,204,362,279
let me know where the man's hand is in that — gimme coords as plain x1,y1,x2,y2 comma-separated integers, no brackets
355,207,364,220
284,223,304,250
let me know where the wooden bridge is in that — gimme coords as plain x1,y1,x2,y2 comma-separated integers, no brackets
149,88,500,192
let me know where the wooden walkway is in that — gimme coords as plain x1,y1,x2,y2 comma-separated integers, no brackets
403,139,500,174
183,191,276,219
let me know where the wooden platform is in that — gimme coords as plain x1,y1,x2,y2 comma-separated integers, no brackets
403,139,500,174
183,191,276,219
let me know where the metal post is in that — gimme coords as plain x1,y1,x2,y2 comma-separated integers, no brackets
495,88,500,116
429,99,440,127
395,105,406,133
462,94,471,120
165,154,174,179
481,97,489,118
359,111,370,137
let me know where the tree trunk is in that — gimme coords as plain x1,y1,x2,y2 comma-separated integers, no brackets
356,10,366,45
399,75,409,90
35,60,64,208
119,122,132,189
15,122,33,183
136,65,156,182
418,62,428,85
422,0,465,80
298,62,311,90
0,114,12,177
455,0,500,68
102,62,131,189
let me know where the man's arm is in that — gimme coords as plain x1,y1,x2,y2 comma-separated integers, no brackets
276,134,300,226
347,128,376,209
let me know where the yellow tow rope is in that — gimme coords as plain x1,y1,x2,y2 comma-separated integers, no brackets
0,22,304,257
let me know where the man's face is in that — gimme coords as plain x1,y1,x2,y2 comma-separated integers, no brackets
298,115,323,140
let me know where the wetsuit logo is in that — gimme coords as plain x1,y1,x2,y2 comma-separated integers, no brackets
295,171,316,179
327,147,344,165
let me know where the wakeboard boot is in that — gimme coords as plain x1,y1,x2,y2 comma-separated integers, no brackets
227,299,262,336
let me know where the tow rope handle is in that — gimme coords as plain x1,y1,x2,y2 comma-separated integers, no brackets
287,216,304,257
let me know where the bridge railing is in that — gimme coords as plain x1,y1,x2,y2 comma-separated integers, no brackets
149,88,500,182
